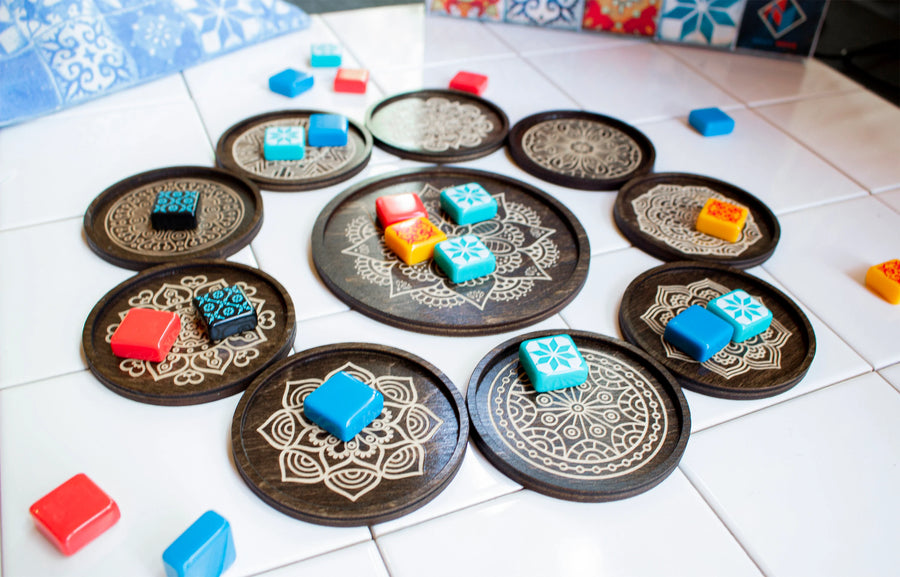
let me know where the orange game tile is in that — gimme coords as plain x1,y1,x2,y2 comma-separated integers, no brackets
696,198,748,243
866,259,900,304
384,217,447,265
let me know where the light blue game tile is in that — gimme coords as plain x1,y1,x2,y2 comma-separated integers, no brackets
434,235,496,283
664,304,733,362
264,125,304,161
707,289,772,342
163,510,236,577
519,334,588,393
307,113,348,146
310,42,341,67
440,182,498,226
268,68,314,97
303,371,384,442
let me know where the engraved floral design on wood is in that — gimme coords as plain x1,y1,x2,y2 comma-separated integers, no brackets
368,97,494,152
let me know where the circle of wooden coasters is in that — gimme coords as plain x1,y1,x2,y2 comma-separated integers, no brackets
311,166,590,336
365,89,509,163
231,343,468,526
84,166,263,270
619,262,816,400
507,110,655,191
467,329,690,502
83,261,296,406
614,172,781,269
216,110,373,192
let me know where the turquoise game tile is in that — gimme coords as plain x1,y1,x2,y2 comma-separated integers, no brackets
440,182,498,225
434,235,496,283
303,371,384,442
519,334,588,393
663,304,733,362
707,288,773,342
264,126,305,161
162,510,235,577
310,43,342,67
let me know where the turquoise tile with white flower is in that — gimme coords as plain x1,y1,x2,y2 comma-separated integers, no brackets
707,289,773,342
264,126,304,161
658,0,746,49
518,334,588,393
440,182,498,226
434,235,496,284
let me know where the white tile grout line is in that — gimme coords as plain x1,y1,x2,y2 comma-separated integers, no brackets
179,71,219,157
370,527,397,577
240,536,375,577
0,213,83,235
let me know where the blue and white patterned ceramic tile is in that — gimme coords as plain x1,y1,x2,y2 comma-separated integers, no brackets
504,0,585,30
657,0,746,49
0,2,28,55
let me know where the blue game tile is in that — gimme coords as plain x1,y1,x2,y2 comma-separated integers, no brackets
268,68,314,98
688,107,735,137
440,182,497,225
434,235,496,283
310,43,342,67
707,289,773,342
264,126,304,161
664,305,733,362
151,190,199,231
303,371,384,442
307,114,348,147
193,285,257,342
519,334,588,393
163,510,235,577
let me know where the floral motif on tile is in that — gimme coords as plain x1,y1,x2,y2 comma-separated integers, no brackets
582,0,659,36
504,0,585,30
657,0,746,48
429,0,504,21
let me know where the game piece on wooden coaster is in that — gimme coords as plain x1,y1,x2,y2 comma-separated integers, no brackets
467,330,690,501
163,511,235,577
619,261,816,400
307,113,349,147
518,334,588,393
366,89,509,163
151,190,199,231
268,68,314,98
384,217,447,265
216,110,373,192
30,474,120,556
440,182,497,225
449,71,488,95
707,289,773,342
688,107,734,136
334,68,368,93
264,126,304,161
194,285,258,342
84,261,295,405
375,192,428,228
231,344,468,526
866,259,900,304
434,235,496,283
110,308,181,362
303,371,384,441
663,305,733,362
696,197,748,243
310,43,341,67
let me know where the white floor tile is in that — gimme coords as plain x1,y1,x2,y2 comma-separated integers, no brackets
680,373,900,577
0,371,369,577
256,541,389,577
483,19,640,55
880,362,900,392
876,187,900,215
756,91,900,193
44,75,194,121
323,6,427,71
377,471,761,577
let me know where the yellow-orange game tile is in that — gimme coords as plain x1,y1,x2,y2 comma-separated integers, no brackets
866,259,900,304
696,198,749,243
384,217,447,265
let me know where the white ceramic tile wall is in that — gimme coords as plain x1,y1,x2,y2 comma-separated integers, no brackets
2,6,898,577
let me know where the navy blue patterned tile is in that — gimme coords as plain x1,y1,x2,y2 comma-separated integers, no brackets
151,190,199,230
504,0,585,30
193,285,258,342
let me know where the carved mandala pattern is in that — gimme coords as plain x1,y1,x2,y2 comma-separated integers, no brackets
488,348,668,479
370,97,494,152
231,118,359,180
105,180,244,255
521,118,642,179
640,278,792,379
341,184,560,310
631,184,762,256
104,275,276,386
256,362,444,502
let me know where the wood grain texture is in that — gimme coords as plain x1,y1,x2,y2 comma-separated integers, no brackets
614,172,781,269
311,166,591,336
82,261,295,406
84,166,263,270
619,261,816,400
467,329,690,502
231,343,468,526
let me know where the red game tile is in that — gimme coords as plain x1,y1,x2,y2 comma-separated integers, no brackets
110,308,181,362
449,71,488,96
375,192,428,228
334,68,369,93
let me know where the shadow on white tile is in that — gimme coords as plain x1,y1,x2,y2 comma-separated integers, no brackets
255,541,388,577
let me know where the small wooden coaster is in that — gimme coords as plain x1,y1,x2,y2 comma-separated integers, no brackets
84,166,263,270
467,329,690,502
231,343,468,526
311,166,590,336
365,89,509,162
619,262,816,400
614,172,780,269
507,110,655,190
82,261,295,406
216,110,373,192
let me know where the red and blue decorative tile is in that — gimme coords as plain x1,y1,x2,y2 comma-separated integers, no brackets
736,0,827,56
428,0,505,21
582,0,660,37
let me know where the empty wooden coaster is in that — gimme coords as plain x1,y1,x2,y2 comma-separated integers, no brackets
311,166,590,336
83,261,295,405
467,329,690,502
231,343,468,526
614,172,780,269
84,166,263,270
365,89,509,162
619,262,816,400
507,110,655,191
216,110,373,192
